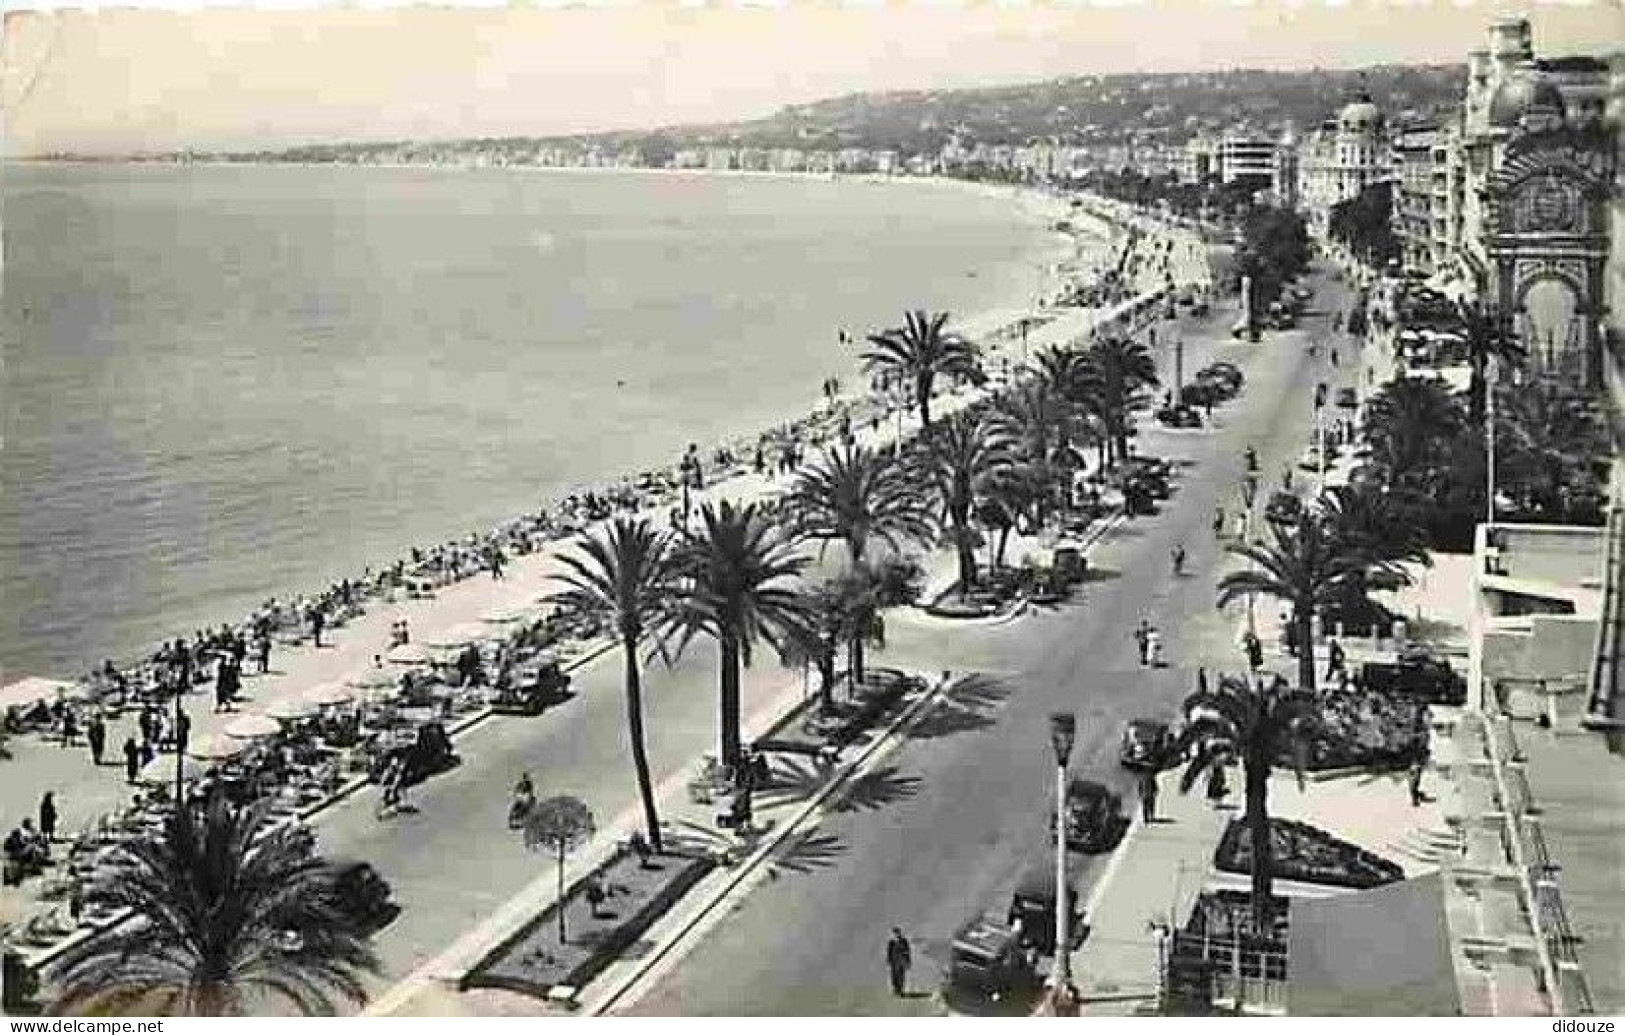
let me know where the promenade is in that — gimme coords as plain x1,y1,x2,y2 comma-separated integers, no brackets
2,213,1211,1008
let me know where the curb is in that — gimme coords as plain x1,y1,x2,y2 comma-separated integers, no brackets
585,671,954,1015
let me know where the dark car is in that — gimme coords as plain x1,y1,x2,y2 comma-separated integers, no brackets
326,859,397,933
490,658,572,716
1156,404,1203,429
1054,778,1124,853
1202,362,1244,394
1360,653,1468,706
1336,387,1359,409
945,915,1037,998
1008,863,1082,954
1264,491,1303,526
1120,719,1173,771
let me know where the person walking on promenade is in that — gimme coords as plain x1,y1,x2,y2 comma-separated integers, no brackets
122,737,140,785
377,757,404,819
254,633,271,675
309,607,326,649
1325,637,1346,682
1134,619,1151,667
1206,760,1228,809
1138,769,1159,824
885,927,913,996
1147,627,1165,668
86,713,106,766
59,708,78,748
1243,630,1263,673
1408,750,1429,807
39,792,57,843
174,711,191,758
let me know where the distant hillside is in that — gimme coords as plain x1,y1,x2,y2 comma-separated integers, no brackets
123,63,1466,164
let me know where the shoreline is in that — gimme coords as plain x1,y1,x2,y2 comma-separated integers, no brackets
0,172,1122,684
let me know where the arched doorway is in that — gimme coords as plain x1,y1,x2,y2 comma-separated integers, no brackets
1518,275,1582,380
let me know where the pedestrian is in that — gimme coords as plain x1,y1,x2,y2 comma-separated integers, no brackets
1330,347,1340,367
175,711,191,757
885,927,913,996
1325,637,1346,681
59,708,78,748
1408,753,1428,807
1147,627,1165,668
138,706,157,746
1138,769,1159,824
1243,630,1263,671
1135,618,1151,667
39,792,57,843
139,738,155,768
310,607,325,649
122,736,141,784
87,713,106,766
255,634,271,675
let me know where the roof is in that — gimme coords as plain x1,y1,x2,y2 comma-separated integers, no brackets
1287,873,1462,1016
1488,69,1567,128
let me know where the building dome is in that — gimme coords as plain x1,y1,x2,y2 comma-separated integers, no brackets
1338,93,1383,133
1488,67,1567,129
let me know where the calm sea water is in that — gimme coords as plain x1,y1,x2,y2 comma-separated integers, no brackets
1,163,1070,680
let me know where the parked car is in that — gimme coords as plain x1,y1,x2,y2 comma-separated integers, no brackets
1120,719,1173,771
490,658,572,716
326,858,398,933
1008,863,1081,954
1052,547,1087,585
1156,404,1203,429
1053,778,1124,853
1264,491,1303,526
945,915,1037,998
1199,362,1244,395
1336,387,1359,409
1360,653,1468,706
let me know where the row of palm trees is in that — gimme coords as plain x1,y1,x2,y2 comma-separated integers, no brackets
558,311,1164,861
39,309,1166,1017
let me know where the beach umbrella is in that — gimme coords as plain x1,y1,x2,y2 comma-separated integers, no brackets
224,713,281,740
480,605,532,625
265,698,318,722
140,754,211,786
187,735,247,762
385,643,434,665
423,623,491,649
348,668,399,691
303,683,355,708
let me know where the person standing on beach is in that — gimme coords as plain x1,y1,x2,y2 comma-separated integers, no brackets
255,633,271,675
39,792,57,843
122,737,140,784
86,713,106,765
309,607,325,649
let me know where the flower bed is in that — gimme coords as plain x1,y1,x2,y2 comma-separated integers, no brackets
1214,817,1403,890
461,845,715,999
1297,687,1428,772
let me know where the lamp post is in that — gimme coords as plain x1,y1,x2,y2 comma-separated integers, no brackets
1240,476,1259,636
1048,712,1077,1007
1486,354,1498,524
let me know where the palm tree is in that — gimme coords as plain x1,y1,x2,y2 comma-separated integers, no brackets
785,443,937,567
1174,673,1320,933
1457,299,1525,430
1082,335,1159,466
1318,482,1431,637
670,500,814,770
1216,510,1368,693
1361,376,1462,493
550,517,679,853
50,795,377,1016
861,310,981,430
1495,381,1611,521
919,411,1013,591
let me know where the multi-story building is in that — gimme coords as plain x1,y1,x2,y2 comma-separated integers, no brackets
1182,136,1218,184
1219,133,1278,190
1296,90,1391,237
1393,122,1443,273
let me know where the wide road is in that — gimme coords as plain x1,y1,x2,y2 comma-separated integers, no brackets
623,266,1361,1015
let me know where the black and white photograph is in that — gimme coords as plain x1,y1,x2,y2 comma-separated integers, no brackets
0,0,1622,1020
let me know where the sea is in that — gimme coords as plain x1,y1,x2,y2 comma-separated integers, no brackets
0,162,1086,681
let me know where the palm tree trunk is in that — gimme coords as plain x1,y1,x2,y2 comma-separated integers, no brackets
917,373,934,429
996,527,1013,569
1296,607,1317,693
1244,759,1273,935
954,521,977,591
622,637,662,854
557,846,568,944
720,632,743,770
816,642,836,712
849,632,867,689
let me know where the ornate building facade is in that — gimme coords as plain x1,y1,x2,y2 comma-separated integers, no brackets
1296,91,1390,237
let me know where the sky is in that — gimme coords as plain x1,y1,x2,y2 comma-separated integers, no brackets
2,0,1620,156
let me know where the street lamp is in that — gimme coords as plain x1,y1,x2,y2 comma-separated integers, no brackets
1048,711,1077,1007
1240,477,1259,636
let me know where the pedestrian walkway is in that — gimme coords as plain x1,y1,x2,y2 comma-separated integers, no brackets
1071,769,1227,1012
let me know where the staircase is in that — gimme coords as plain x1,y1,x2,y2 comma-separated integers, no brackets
1583,506,1625,734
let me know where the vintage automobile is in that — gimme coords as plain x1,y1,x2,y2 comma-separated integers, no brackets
1052,778,1124,853
944,915,1037,999
1119,719,1174,771
490,658,572,716
326,858,398,933
1155,403,1203,429
1008,862,1082,955
1051,547,1087,586
1361,653,1468,706
369,721,459,787
1336,387,1359,409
